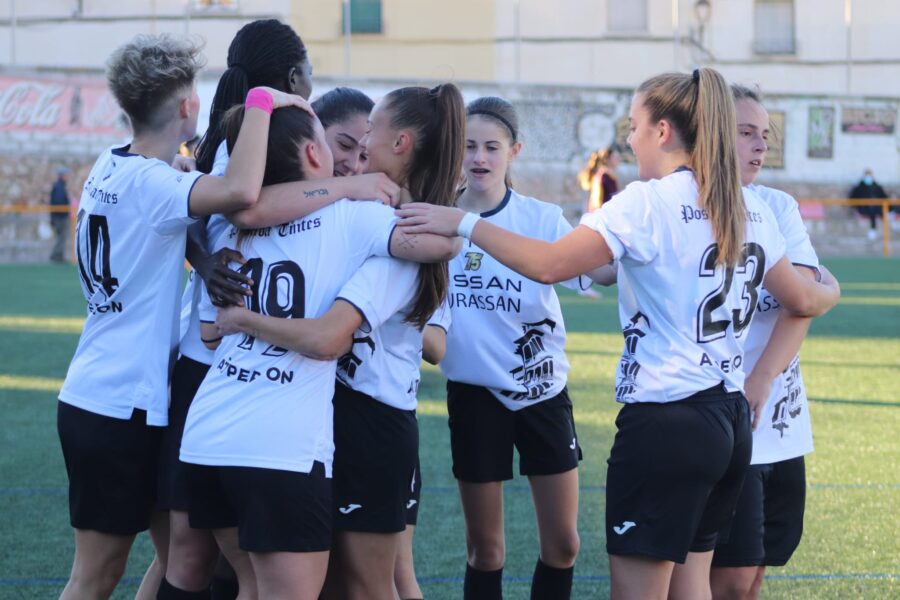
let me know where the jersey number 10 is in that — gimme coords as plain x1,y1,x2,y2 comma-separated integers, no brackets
696,242,766,343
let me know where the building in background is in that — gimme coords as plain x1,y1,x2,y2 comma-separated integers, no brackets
0,1,898,258
0,1,897,97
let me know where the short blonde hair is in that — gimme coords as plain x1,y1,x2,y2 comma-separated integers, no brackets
106,34,205,133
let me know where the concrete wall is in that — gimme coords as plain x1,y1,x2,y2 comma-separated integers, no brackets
1,1,897,96
2,72,899,259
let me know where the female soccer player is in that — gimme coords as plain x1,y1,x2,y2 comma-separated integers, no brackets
431,95,605,600
56,33,306,600
313,87,374,178
396,68,840,600
708,85,820,600
201,83,465,600
160,23,395,600
179,86,464,600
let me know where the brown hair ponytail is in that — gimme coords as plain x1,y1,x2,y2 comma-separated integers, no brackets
384,83,466,328
638,68,744,267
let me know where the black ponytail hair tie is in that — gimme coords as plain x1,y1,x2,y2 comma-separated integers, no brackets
692,68,701,84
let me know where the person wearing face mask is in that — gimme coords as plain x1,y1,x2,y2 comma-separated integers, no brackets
849,169,889,241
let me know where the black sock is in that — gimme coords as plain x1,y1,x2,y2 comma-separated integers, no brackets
464,564,503,600
157,578,211,600
530,559,573,600
209,576,239,600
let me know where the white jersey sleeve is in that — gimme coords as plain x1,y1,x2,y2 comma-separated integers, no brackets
136,166,202,236
548,211,592,291
337,256,419,332
427,298,452,332
744,185,818,464
580,181,664,264
211,140,230,176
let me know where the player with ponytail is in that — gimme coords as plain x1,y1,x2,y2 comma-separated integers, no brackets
396,67,840,599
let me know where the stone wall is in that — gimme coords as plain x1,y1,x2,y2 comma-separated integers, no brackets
3,70,899,261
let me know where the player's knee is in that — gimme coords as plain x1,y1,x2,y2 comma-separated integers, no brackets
711,570,756,600
541,529,580,567
468,540,505,571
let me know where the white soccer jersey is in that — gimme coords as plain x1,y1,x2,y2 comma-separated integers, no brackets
440,189,587,411
580,170,787,404
59,145,202,425
178,142,232,364
335,256,423,411
427,297,452,332
744,184,819,464
180,200,397,475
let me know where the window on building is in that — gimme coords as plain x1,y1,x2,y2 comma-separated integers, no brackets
754,0,796,54
608,0,647,33
346,0,383,34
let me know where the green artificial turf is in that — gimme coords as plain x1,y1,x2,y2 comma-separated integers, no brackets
0,258,897,598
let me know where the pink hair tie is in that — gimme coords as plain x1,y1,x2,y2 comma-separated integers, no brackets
245,88,273,115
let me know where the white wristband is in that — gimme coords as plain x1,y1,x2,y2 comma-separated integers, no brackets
457,212,482,239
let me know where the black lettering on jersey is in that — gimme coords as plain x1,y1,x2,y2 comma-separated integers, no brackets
448,292,521,314
698,351,743,373
680,205,709,224
502,318,558,401
756,293,780,313
616,312,649,402
696,242,766,343
452,274,521,292
337,336,376,380
76,213,120,304
278,217,321,237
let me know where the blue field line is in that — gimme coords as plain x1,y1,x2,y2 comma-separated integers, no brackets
3,482,900,498
2,573,897,587
810,397,900,408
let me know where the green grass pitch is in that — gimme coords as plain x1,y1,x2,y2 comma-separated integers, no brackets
1,258,898,598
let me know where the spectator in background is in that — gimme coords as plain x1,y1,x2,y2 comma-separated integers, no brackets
578,145,620,214
849,169,888,241
49,166,70,262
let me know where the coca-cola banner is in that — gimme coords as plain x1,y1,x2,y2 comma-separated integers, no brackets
0,75,127,135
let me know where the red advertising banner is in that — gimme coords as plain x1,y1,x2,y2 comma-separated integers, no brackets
0,75,127,135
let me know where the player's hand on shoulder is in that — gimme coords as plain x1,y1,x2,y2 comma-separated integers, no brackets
395,203,466,237
344,173,401,206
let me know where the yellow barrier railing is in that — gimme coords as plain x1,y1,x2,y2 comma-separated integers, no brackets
797,198,900,257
